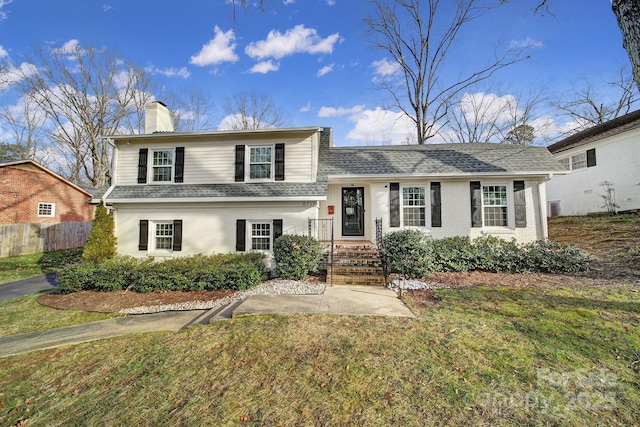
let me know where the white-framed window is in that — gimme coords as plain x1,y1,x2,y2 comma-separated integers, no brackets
248,146,273,180
37,202,55,217
152,149,173,182
154,222,174,250
558,152,588,171
250,222,272,250
570,152,587,170
482,185,508,227
402,186,426,226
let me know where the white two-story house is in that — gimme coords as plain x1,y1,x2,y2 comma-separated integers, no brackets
97,102,566,263
546,109,640,216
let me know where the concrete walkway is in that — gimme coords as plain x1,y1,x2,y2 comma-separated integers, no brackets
0,285,414,358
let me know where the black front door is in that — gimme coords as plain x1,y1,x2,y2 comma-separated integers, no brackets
342,187,364,236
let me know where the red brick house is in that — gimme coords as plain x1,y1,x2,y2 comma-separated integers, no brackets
0,160,94,224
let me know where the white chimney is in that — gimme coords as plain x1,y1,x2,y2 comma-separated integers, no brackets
144,102,175,134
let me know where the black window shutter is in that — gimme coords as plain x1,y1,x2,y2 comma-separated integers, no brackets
138,220,149,250
514,181,527,228
586,148,597,167
137,148,148,184
173,220,183,251
431,182,442,228
275,143,285,181
235,145,245,182
389,183,400,227
273,219,283,242
174,147,184,183
470,181,482,228
236,219,246,251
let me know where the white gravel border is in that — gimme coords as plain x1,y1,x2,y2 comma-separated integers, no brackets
119,279,326,314
386,277,451,293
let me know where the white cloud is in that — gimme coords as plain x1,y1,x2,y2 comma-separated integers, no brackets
325,0,335,5
52,39,82,54
145,65,191,79
371,57,401,81
300,102,312,113
458,92,517,124
317,64,334,77
345,108,416,145
190,26,239,67
318,104,364,117
0,0,13,20
283,0,295,4
102,4,114,12
0,62,38,91
510,37,544,49
248,60,280,74
245,24,340,60
0,45,7,58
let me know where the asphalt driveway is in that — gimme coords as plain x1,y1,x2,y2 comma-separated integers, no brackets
0,274,57,301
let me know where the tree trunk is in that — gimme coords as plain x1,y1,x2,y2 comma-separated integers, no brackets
612,0,640,92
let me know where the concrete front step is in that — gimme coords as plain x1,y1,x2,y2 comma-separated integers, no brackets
207,300,245,323
329,274,387,286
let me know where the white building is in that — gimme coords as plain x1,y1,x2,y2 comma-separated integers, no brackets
546,110,640,216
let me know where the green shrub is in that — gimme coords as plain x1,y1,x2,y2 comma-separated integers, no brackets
430,236,479,272
56,253,265,293
82,205,117,264
524,240,592,273
383,229,434,279
56,263,96,293
274,235,323,280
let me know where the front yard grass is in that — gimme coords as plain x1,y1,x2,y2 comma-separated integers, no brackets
0,293,120,337
1,284,638,426
0,247,83,285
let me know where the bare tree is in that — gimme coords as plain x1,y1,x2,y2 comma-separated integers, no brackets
553,66,639,133
168,87,217,132
16,44,153,187
221,91,289,130
612,0,640,92
442,86,548,144
0,95,45,160
364,0,528,144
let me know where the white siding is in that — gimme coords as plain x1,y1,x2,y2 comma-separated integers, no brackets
114,133,316,185
114,202,319,261
320,178,544,243
546,128,640,215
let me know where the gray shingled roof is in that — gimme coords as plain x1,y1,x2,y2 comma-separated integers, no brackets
319,143,565,178
107,182,327,200
547,109,640,154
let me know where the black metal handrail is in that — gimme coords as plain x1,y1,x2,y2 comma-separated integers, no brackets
375,217,389,282
308,218,334,284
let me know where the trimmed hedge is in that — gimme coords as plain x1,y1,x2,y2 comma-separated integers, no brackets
273,234,323,280
382,231,592,279
56,253,266,294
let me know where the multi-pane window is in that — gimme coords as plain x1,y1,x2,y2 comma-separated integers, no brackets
482,185,508,226
152,150,173,182
155,222,173,250
249,146,272,180
403,187,426,226
251,222,271,250
559,157,570,170
570,152,587,170
37,202,55,217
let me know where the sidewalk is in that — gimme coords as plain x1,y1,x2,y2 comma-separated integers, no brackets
0,285,414,358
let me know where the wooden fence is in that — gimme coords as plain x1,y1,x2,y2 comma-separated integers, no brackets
0,222,91,258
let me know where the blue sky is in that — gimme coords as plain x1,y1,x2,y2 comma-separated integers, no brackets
0,0,634,146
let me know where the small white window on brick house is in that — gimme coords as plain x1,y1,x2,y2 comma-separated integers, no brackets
37,202,55,217
402,186,426,226
250,222,272,251
482,185,508,227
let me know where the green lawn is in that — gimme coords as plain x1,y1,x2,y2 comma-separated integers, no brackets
0,247,83,285
0,293,120,337
1,284,638,426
